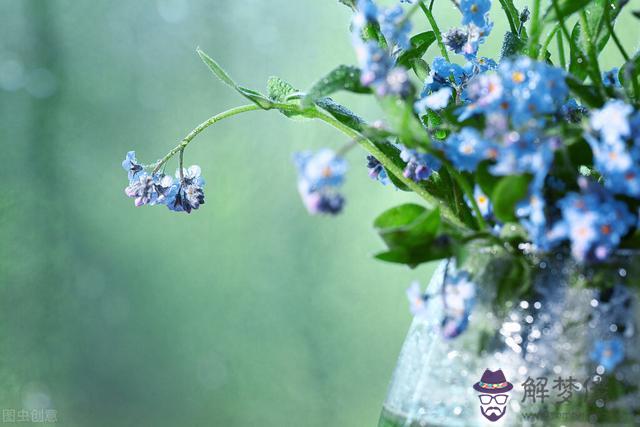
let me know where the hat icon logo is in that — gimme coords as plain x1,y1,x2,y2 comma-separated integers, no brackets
473,369,513,422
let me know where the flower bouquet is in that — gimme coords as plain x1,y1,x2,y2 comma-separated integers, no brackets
122,0,640,425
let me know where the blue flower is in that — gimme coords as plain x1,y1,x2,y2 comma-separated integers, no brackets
461,0,491,28
406,281,429,318
444,127,495,172
602,68,621,88
467,185,492,218
498,58,568,127
297,180,345,215
491,130,554,189
554,182,636,261
293,149,348,191
590,100,633,145
443,28,469,54
366,155,390,185
294,149,348,215
422,57,468,94
399,146,441,182
590,338,625,372
125,173,176,207
441,270,476,339
167,166,206,213
516,190,563,251
458,73,503,120
122,151,144,181
461,19,493,58
560,98,587,123
379,5,412,51
414,87,452,112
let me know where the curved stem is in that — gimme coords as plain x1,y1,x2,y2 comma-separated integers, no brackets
498,0,519,35
418,1,449,61
539,24,560,61
603,4,629,62
152,104,262,174
308,109,465,228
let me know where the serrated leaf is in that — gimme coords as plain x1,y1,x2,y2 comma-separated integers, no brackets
267,76,296,102
302,65,371,107
491,175,531,223
544,0,592,23
396,31,436,68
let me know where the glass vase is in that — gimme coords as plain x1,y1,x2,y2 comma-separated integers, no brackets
378,250,640,426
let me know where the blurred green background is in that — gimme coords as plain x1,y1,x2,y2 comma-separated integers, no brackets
0,1,634,426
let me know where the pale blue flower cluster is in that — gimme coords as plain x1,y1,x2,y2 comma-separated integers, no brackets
399,146,441,182
122,151,205,213
293,149,348,215
406,268,477,339
587,100,640,197
352,0,412,96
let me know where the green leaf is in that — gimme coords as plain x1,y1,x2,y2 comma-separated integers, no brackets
491,175,531,223
410,58,430,81
267,76,297,102
586,0,626,52
197,48,236,88
568,23,589,81
500,31,526,60
197,48,274,109
619,53,640,99
378,96,428,147
396,31,436,68
237,86,274,109
475,161,500,197
337,0,356,10
634,10,640,19
374,204,441,249
544,0,592,23
302,65,371,107
566,76,604,107
315,97,365,131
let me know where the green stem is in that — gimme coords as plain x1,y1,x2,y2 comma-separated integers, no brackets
603,4,629,62
556,30,566,69
152,104,262,174
539,24,560,61
309,109,465,228
498,0,519,35
418,1,449,61
528,0,542,58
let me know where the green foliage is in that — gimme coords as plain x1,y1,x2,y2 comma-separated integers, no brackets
396,31,436,68
491,175,532,223
197,48,274,109
378,97,428,148
544,0,592,23
373,204,456,267
303,65,371,107
267,76,297,102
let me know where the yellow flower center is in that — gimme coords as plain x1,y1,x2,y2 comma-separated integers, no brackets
512,71,525,83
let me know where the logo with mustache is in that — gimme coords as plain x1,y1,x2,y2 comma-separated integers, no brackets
473,369,513,422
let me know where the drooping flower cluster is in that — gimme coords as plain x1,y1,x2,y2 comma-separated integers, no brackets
406,268,477,339
293,149,348,215
122,151,205,213
351,0,412,96
399,146,441,182
586,100,640,197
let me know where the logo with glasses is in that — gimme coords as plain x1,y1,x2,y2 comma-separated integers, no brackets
473,369,513,422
